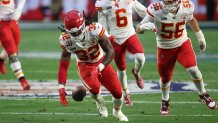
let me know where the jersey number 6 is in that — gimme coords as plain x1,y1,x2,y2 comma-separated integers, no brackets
115,8,128,27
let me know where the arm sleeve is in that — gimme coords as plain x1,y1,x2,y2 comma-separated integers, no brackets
186,1,195,21
140,14,154,24
132,0,147,18
58,60,70,84
15,0,26,11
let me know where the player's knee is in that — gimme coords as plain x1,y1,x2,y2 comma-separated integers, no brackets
111,89,122,99
160,76,171,83
89,85,100,95
134,53,145,63
117,64,126,71
186,66,202,79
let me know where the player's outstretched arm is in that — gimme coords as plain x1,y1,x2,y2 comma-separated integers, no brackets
188,17,206,51
136,14,155,34
58,49,71,106
132,0,147,18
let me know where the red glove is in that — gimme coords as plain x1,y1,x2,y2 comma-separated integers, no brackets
59,88,68,106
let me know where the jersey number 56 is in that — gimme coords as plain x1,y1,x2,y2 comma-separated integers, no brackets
161,21,185,39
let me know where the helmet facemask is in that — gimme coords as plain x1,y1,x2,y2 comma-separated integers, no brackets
65,22,86,41
162,0,181,13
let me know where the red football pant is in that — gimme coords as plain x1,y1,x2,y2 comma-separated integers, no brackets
77,61,122,99
158,39,197,83
109,34,144,71
0,20,20,55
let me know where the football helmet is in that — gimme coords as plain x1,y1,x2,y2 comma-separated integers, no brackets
161,0,181,13
64,10,86,41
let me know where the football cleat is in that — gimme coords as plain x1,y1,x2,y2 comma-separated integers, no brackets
0,59,6,74
160,99,170,115
124,94,133,106
199,93,217,110
96,97,108,117
97,106,108,117
20,78,31,90
132,68,144,89
113,108,128,121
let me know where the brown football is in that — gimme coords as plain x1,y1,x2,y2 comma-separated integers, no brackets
72,86,86,101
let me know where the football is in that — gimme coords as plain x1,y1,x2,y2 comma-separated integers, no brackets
72,86,86,101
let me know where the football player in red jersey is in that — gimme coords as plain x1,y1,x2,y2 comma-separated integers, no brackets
58,10,128,121
0,0,30,90
137,0,217,115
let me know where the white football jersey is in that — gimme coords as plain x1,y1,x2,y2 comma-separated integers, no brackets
145,0,194,49
0,0,15,20
0,0,25,20
96,0,147,44
59,23,105,63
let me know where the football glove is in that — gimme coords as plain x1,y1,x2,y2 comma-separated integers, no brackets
59,88,68,106
91,63,105,79
195,30,206,51
140,22,156,31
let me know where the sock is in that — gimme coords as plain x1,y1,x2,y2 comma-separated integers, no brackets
193,79,206,95
159,80,170,101
133,53,145,74
117,70,129,95
112,96,123,110
186,66,206,95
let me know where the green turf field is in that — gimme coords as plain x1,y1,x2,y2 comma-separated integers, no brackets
0,29,218,122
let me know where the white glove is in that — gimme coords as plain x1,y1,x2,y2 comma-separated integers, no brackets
97,63,105,72
195,30,206,51
140,22,156,31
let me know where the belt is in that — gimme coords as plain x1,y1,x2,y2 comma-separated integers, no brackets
0,18,13,21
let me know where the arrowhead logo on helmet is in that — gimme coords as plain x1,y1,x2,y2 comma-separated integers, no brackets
64,10,86,41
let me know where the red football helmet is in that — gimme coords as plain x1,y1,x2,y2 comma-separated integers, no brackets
161,0,181,13
64,10,86,40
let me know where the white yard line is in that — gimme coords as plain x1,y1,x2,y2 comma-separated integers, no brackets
0,112,217,117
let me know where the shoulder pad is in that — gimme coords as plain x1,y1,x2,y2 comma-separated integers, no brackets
87,23,105,38
59,32,71,48
147,2,163,17
181,0,194,14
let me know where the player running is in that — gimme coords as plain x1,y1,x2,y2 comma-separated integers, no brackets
0,0,30,90
136,0,217,115
95,0,155,106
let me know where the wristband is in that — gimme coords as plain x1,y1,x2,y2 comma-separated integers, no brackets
98,63,105,71
195,30,205,43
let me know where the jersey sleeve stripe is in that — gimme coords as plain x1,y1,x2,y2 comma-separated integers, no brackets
146,9,154,18
95,7,103,11
98,28,105,37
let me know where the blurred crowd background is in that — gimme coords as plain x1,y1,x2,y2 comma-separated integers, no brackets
20,0,218,22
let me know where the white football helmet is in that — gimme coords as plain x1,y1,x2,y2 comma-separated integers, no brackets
161,0,181,13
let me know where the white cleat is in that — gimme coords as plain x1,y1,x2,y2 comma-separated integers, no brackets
113,108,128,121
96,100,108,117
98,106,108,117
